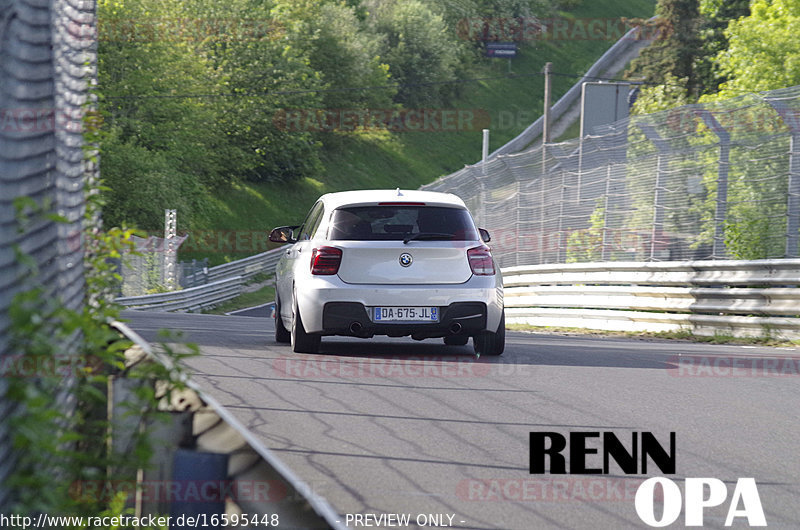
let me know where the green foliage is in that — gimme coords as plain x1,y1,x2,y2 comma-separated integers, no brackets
688,1,800,259
305,2,394,108
706,0,800,99
694,0,749,96
631,73,692,114
96,0,656,247
566,200,605,262
97,0,232,230
626,0,701,99
724,216,773,260
6,115,198,518
626,0,751,109
370,0,464,107
98,129,214,231
213,0,326,185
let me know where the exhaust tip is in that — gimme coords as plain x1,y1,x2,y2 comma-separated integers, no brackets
349,321,363,334
449,322,462,334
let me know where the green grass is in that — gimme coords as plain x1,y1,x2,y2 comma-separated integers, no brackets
185,0,656,265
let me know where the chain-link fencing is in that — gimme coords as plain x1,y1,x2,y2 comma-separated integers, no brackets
423,85,800,269
119,234,189,296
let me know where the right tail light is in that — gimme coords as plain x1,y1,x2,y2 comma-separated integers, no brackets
310,246,342,275
467,245,495,276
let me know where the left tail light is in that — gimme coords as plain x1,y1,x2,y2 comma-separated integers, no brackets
467,245,496,275
311,246,342,275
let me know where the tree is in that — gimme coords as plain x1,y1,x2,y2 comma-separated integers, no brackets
214,0,326,184
306,2,393,109
708,0,800,99
694,0,750,96
98,0,231,230
626,0,701,106
693,0,800,258
370,0,463,107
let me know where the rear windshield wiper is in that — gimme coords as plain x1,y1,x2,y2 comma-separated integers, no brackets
403,232,455,244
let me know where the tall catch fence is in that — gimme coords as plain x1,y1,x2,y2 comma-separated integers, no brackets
0,0,96,508
422,85,800,269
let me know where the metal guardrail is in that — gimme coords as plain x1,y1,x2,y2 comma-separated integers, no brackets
115,277,245,312
110,321,346,529
502,259,800,340
116,247,284,312
207,248,283,283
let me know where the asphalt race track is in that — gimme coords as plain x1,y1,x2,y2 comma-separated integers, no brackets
124,309,800,529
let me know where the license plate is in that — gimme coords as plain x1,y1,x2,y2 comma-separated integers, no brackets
373,306,438,322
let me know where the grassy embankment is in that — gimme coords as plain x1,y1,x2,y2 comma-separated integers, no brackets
190,0,655,264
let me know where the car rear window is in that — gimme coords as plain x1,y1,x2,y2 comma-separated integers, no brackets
328,205,479,241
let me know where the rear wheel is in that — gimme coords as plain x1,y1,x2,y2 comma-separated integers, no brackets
291,296,321,354
473,311,505,356
274,297,290,343
443,335,469,346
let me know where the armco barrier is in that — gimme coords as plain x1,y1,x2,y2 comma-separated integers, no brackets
116,247,283,312
206,247,283,283
110,321,345,529
115,276,245,312
502,259,800,340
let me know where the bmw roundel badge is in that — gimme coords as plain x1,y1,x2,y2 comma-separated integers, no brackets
399,253,413,267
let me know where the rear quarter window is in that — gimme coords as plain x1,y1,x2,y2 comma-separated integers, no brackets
328,206,478,241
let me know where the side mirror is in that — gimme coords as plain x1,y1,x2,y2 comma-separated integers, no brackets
479,228,491,243
269,226,299,244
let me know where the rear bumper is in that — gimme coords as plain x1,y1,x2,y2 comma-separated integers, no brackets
322,301,486,340
295,275,503,336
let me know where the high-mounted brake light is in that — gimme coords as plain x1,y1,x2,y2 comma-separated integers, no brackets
467,246,495,275
377,202,426,206
310,246,342,275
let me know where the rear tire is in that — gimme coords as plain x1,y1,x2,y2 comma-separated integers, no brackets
291,296,321,354
473,311,505,356
274,297,290,343
444,335,469,346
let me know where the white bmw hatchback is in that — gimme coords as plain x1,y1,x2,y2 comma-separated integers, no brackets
269,189,505,355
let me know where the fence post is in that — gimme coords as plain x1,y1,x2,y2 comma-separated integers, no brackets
696,110,731,259
164,209,178,290
601,162,612,261
638,124,670,261
482,129,489,175
556,167,567,263
539,170,546,265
